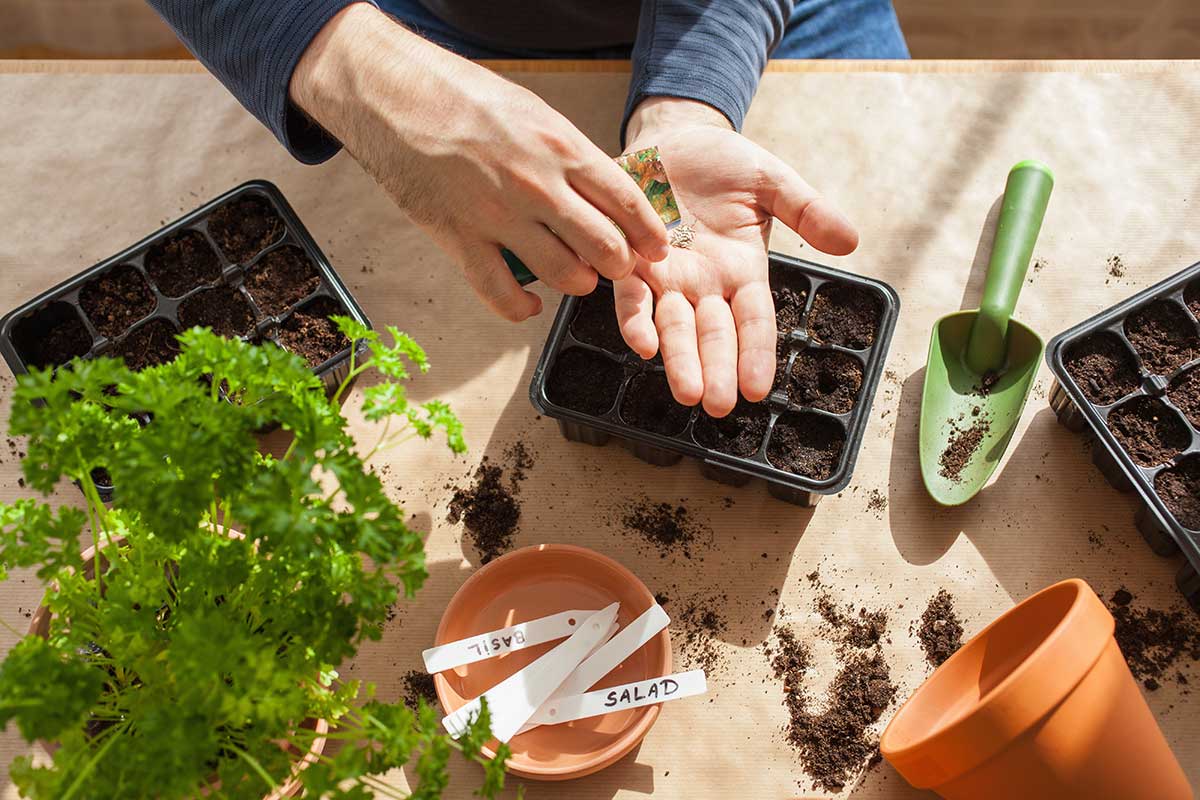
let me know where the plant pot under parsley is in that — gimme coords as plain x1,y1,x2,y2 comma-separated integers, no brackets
0,181,370,502
0,328,509,800
1047,260,1200,612
530,252,899,505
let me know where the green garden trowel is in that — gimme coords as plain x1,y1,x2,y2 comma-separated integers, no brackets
918,160,1054,505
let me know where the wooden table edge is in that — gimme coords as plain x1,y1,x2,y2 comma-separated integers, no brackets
1,58,1199,76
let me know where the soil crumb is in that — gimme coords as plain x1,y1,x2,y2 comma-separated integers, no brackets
917,590,964,668
866,489,887,518
674,595,729,677
448,443,535,564
620,497,710,559
1107,254,1126,279
767,624,897,793
1109,590,1200,691
816,595,889,650
938,417,990,483
401,670,438,712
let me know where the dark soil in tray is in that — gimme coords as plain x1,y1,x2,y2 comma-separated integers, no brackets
1124,299,1200,375
787,348,863,414
1185,279,1200,322
619,371,692,436
545,347,625,417
206,195,284,264
1107,396,1189,467
807,283,881,350
770,266,809,332
693,399,770,458
570,289,628,353
917,590,964,668
1063,331,1141,406
144,230,220,297
244,245,321,316
112,318,180,372
79,264,155,339
178,285,256,339
15,302,92,368
1168,365,1200,429
1155,455,1200,530
766,411,846,479
277,297,349,367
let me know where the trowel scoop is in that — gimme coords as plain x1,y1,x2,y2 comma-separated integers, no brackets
918,161,1054,506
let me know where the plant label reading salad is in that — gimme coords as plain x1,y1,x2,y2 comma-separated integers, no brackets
527,670,707,726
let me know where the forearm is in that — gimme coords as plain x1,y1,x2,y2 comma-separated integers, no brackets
623,0,792,144
146,0,375,163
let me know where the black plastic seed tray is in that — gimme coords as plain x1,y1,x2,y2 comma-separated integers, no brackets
529,252,899,506
1046,261,1200,612
0,180,371,501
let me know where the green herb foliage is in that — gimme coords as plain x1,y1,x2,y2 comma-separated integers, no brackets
0,320,508,799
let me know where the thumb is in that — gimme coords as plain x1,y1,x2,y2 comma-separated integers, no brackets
758,152,859,256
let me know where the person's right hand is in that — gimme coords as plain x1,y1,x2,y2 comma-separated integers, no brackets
290,3,670,321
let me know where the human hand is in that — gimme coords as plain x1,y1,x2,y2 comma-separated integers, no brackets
618,98,859,417
290,3,669,321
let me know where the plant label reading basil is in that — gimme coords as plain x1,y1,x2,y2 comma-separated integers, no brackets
527,670,707,726
422,608,601,674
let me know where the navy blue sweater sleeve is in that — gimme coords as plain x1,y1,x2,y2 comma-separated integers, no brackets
625,0,792,141
146,0,374,164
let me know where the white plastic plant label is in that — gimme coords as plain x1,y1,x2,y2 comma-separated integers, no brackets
422,609,600,674
526,669,707,726
517,603,669,735
442,604,619,743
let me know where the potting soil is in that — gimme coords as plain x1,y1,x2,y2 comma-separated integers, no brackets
916,589,964,667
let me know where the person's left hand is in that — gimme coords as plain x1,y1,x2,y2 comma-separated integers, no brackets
617,98,860,417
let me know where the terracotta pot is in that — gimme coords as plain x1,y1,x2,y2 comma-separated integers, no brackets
880,578,1191,800
28,536,328,800
434,543,671,781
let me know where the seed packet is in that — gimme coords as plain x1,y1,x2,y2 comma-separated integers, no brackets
615,146,682,230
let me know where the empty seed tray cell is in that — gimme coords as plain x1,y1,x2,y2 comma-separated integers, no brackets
530,253,900,506
0,180,371,501
1047,260,1200,611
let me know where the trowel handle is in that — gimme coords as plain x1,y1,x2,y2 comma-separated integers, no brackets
502,248,538,286
966,160,1054,374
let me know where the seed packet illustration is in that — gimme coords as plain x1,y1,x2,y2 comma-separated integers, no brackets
615,146,682,229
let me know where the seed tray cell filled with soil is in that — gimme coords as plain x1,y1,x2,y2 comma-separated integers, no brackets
693,399,770,458
1156,456,1200,531
1168,366,1200,429
767,411,846,480
244,245,322,316
13,301,92,368
619,371,692,437
1186,279,1200,321
807,282,882,350
1063,331,1141,406
111,318,180,372
144,230,220,298
206,195,284,264
786,348,863,414
79,264,155,339
546,348,625,418
1106,396,1190,467
1124,299,1200,376
277,297,351,367
570,288,630,354
770,264,809,333
178,285,257,339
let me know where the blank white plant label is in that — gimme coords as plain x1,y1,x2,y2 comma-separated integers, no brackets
527,669,707,726
422,609,599,674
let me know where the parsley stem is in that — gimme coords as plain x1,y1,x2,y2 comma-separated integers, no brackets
58,719,124,800
226,743,279,791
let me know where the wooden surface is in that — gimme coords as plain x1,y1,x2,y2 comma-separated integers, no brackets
0,60,1199,799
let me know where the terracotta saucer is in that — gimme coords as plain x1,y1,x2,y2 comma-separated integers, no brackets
433,544,671,780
